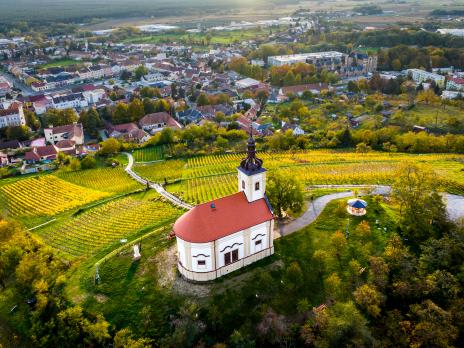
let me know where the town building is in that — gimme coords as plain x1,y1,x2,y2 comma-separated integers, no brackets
446,77,464,91
0,103,26,129
139,112,182,133
174,134,275,282
407,69,446,88
44,123,84,145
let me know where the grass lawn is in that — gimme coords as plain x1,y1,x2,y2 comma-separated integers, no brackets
64,194,398,340
37,58,82,69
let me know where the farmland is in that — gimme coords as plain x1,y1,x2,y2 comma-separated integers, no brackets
132,145,166,162
36,192,182,258
0,176,109,219
55,167,139,193
132,150,464,204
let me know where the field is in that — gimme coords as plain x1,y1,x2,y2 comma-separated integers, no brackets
122,27,272,45
36,192,182,258
55,167,139,193
131,150,464,204
37,58,81,69
0,175,109,219
132,146,166,162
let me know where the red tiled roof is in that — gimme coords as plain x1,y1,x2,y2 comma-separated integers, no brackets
174,192,274,243
449,77,464,85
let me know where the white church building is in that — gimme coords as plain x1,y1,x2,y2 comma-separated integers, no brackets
174,135,275,282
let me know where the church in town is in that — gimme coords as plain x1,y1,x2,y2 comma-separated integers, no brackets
174,134,275,282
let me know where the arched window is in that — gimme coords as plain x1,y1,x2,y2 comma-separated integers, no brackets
255,182,260,191
242,180,245,189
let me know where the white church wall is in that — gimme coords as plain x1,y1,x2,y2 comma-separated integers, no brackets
216,230,245,268
250,222,268,254
176,237,186,267
190,242,214,272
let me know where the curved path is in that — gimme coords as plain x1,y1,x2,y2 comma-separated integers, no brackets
124,152,193,210
279,185,464,237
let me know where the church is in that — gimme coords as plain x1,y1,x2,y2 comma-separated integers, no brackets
174,134,275,282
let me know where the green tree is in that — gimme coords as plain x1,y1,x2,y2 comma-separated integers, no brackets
392,163,451,250
196,93,209,106
128,98,145,122
99,138,120,155
6,125,30,141
266,172,304,219
134,65,148,80
81,155,97,169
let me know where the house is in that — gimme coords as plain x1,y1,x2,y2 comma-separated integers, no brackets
446,77,464,91
282,121,305,135
236,78,261,90
24,145,58,163
52,93,88,110
0,103,26,129
177,109,203,124
174,134,275,282
139,112,182,133
44,123,84,145
107,123,149,144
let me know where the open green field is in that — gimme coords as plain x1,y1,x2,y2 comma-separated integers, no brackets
122,27,272,45
37,58,81,69
69,193,397,341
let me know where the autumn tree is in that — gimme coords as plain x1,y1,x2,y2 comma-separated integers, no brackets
266,172,304,220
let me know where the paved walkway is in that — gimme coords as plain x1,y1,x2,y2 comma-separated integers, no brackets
123,152,193,210
278,185,464,237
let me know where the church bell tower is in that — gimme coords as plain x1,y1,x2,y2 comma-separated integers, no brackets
237,131,266,202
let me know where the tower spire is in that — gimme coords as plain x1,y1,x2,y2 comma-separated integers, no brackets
239,127,263,173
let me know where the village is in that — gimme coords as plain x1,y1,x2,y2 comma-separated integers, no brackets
2,10,464,175
2,3,464,347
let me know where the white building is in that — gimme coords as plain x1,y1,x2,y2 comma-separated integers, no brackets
437,29,464,37
0,103,26,129
407,69,446,88
268,51,348,68
52,93,88,110
174,135,275,282
44,123,84,145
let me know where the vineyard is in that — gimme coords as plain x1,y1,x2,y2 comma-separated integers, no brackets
0,176,109,218
132,146,166,162
55,167,139,193
36,195,183,257
131,150,464,204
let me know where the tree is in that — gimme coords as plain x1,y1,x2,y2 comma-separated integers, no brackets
128,98,145,122
24,109,40,130
354,284,384,317
196,93,209,106
114,328,151,348
113,102,130,124
6,125,30,141
99,138,120,155
120,70,132,81
392,163,451,250
81,155,97,169
134,65,148,80
266,172,304,220
355,142,371,154
416,89,440,105
42,108,78,127
79,108,102,137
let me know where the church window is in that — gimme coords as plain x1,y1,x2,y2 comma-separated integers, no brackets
197,260,206,269
255,182,260,191
224,249,239,265
242,180,245,189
